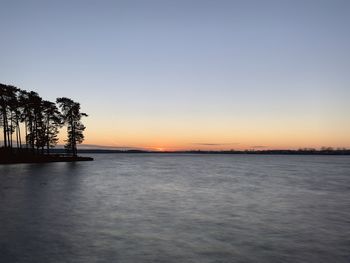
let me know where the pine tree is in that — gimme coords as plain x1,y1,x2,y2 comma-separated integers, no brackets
56,97,87,157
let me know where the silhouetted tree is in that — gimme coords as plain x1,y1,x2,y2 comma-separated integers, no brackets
1,83,88,157
8,87,23,148
42,100,63,153
18,89,30,148
26,91,44,153
56,97,87,157
0,84,8,148
0,84,19,148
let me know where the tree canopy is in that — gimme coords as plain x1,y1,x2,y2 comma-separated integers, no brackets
0,83,87,156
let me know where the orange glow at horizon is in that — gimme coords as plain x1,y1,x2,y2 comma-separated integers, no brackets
2,0,350,153
73,124,350,151
55,110,350,151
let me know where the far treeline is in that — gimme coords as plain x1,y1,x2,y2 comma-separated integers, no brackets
69,148,350,155
0,83,87,157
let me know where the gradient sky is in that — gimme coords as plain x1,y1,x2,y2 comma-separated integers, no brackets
1,0,349,150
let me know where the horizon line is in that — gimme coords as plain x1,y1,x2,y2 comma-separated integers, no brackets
1,142,349,152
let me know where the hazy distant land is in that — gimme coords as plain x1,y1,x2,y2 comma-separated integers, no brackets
48,148,350,155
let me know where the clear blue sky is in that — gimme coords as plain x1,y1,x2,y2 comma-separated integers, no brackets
1,0,349,150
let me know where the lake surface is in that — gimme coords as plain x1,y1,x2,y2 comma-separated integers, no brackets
1,154,350,263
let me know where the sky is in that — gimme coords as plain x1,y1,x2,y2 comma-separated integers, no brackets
1,0,349,150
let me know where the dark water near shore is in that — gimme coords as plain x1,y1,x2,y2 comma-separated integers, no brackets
1,154,350,263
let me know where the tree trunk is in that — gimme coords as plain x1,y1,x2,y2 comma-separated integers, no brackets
16,125,19,149
25,119,28,149
18,120,22,149
10,115,13,148
34,114,38,154
46,117,50,154
72,120,76,157
2,109,7,148
6,115,11,149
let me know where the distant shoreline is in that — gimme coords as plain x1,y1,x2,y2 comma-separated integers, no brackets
74,149,350,155
1,149,349,165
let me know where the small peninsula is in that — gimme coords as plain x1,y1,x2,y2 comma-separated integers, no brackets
0,83,93,164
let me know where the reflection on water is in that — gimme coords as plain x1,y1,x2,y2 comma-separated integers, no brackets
1,154,350,262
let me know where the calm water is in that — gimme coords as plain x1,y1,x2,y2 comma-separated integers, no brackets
0,154,350,263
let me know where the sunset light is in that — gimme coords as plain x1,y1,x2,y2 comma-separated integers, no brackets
1,1,350,261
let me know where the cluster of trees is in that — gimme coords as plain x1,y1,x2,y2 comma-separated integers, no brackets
0,83,87,156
